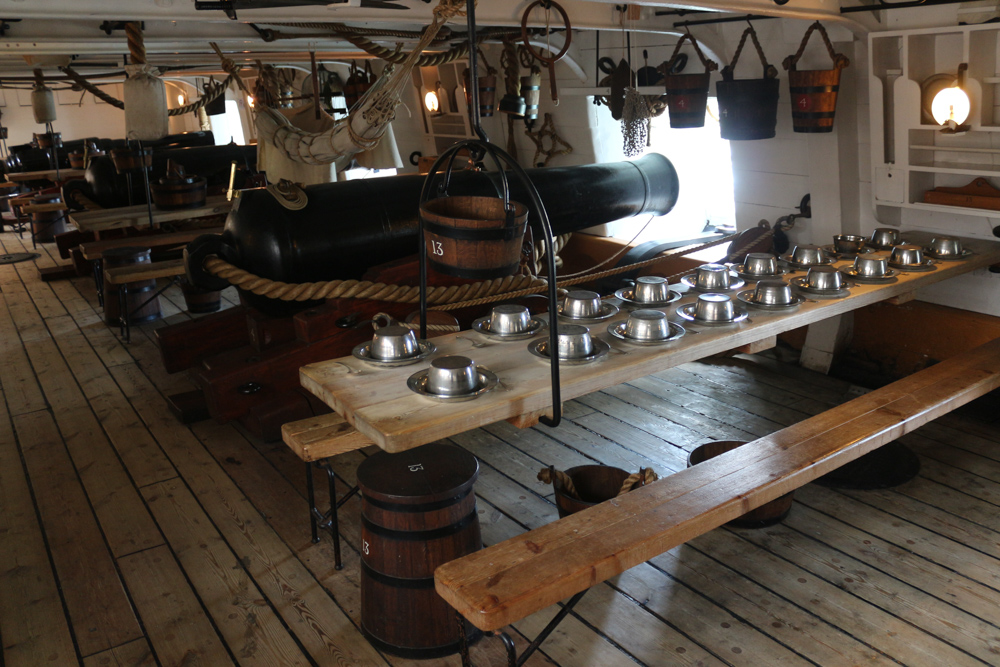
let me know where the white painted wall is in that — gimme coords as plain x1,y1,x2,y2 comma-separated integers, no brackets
2,79,203,149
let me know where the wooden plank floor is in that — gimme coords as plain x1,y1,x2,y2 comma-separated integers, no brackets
2,227,1000,666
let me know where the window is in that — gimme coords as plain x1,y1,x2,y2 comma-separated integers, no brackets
209,100,247,145
610,99,736,261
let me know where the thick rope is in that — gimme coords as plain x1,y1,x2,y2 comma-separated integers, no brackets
782,21,849,72
126,22,146,65
724,24,776,81
666,33,718,74
202,231,740,312
169,74,236,115
618,468,659,496
59,67,125,108
538,467,579,499
59,66,235,115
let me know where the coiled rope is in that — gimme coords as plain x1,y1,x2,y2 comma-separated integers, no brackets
537,466,659,500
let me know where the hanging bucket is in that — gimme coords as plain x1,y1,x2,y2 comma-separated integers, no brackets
420,194,527,279
521,68,542,122
343,60,374,111
463,48,498,117
716,24,780,141
662,34,718,129
783,22,850,134
544,465,654,518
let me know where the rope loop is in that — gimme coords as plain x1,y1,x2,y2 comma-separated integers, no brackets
723,23,776,82
783,21,850,72
666,33,718,75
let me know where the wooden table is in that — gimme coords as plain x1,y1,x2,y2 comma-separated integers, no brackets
68,196,233,233
300,232,1000,453
6,168,85,183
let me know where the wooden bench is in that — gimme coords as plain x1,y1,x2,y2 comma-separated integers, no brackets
103,258,186,342
433,337,1000,665
282,412,374,569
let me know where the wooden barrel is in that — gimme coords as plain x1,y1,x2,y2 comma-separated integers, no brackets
788,68,841,133
180,281,221,313
716,78,780,141
358,442,482,658
31,193,67,242
521,72,541,121
101,246,162,326
420,195,528,279
688,440,794,528
664,72,711,128
552,465,632,518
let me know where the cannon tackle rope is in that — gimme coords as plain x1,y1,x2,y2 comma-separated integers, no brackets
201,230,750,311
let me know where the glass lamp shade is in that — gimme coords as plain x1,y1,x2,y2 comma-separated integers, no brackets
931,86,971,125
424,90,440,113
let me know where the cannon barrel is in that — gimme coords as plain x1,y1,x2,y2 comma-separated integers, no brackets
4,131,216,174
188,154,679,314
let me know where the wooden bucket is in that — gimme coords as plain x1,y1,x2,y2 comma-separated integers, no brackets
783,22,850,134
688,440,794,528
420,195,528,279
110,147,152,173
101,246,161,326
343,60,374,110
150,160,208,210
33,131,62,149
521,69,542,121
357,442,482,658
662,34,718,129
552,465,633,518
463,48,499,117
716,25,780,141
68,152,86,169
180,281,221,313
31,193,67,242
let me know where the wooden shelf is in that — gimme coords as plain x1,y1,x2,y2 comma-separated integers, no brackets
910,161,1000,174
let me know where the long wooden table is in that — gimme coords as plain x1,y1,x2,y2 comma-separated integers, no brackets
6,168,85,182
300,231,1000,453
68,195,232,232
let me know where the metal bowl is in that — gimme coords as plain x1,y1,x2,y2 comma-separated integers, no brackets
561,290,603,319
925,236,971,260
488,304,531,334
608,318,685,345
694,263,733,290
370,325,420,360
744,253,779,276
529,336,610,365
623,309,673,340
407,366,498,402
754,279,796,306
426,355,480,396
633,276,673,304
790,245,826,266
471,307,543,341
676,293,749,325
889,244,925,267
869,227,902,248
352,339,436,367
853,255,890,277
833,234,866,253
553,324,594,358
804,265,843,291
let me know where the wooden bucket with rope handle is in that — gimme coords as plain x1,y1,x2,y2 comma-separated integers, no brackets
783,21,850,133
343,60,374,111
540,465,659,519
716,24,780,141
661,33,719,129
